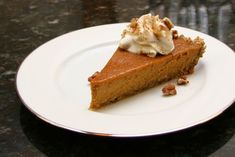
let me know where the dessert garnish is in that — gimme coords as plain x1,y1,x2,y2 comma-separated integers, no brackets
177,76,189,85
162,83,177,96
119,14,175,57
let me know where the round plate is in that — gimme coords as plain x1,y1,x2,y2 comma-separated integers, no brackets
16,23,235,137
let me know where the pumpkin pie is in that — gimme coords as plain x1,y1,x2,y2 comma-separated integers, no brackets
88,14,205,110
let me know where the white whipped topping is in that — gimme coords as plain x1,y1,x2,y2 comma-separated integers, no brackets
119,14,175,57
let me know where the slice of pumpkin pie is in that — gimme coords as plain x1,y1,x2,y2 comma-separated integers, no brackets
88,14,205,110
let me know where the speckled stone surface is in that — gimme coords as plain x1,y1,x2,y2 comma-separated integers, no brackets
0,0,235,156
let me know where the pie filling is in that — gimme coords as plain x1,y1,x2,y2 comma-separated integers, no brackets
88,14,206,110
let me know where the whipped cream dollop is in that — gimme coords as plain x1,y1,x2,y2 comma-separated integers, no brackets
119,14,175,57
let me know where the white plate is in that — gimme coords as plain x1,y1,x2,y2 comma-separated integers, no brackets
16,23,235,137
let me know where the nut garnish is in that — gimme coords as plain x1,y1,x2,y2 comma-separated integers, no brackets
152,16,163,37
88,71,99,81
162,83,177,96
163,17,174,30
130,18,139,34
172,30,178,39
177,76,189,85
130,18,138,28
119,14,175,57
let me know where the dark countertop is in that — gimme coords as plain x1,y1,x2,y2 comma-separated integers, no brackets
1,0,235,156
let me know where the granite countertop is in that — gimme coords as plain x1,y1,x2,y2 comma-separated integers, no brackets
1,0,235,156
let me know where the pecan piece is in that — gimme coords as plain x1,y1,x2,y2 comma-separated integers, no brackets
163,17,174,30
162,83,177,96
172,30,178,39
177,76,189,85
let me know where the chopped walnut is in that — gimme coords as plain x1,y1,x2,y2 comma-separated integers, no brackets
129,18,138,30
163,17,174,30
152,23,162,37
162,83,177,96
172,30,178,39
128,18,141,35
130,18,138,28
177,76,189,85
88,71,99,81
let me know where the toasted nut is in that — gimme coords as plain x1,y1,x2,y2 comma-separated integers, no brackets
162,83,177,96
172,30,178,39
152,24,162,37
88,71,99,81
177,76,189,85
130,18,138,28
163,17,174,30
